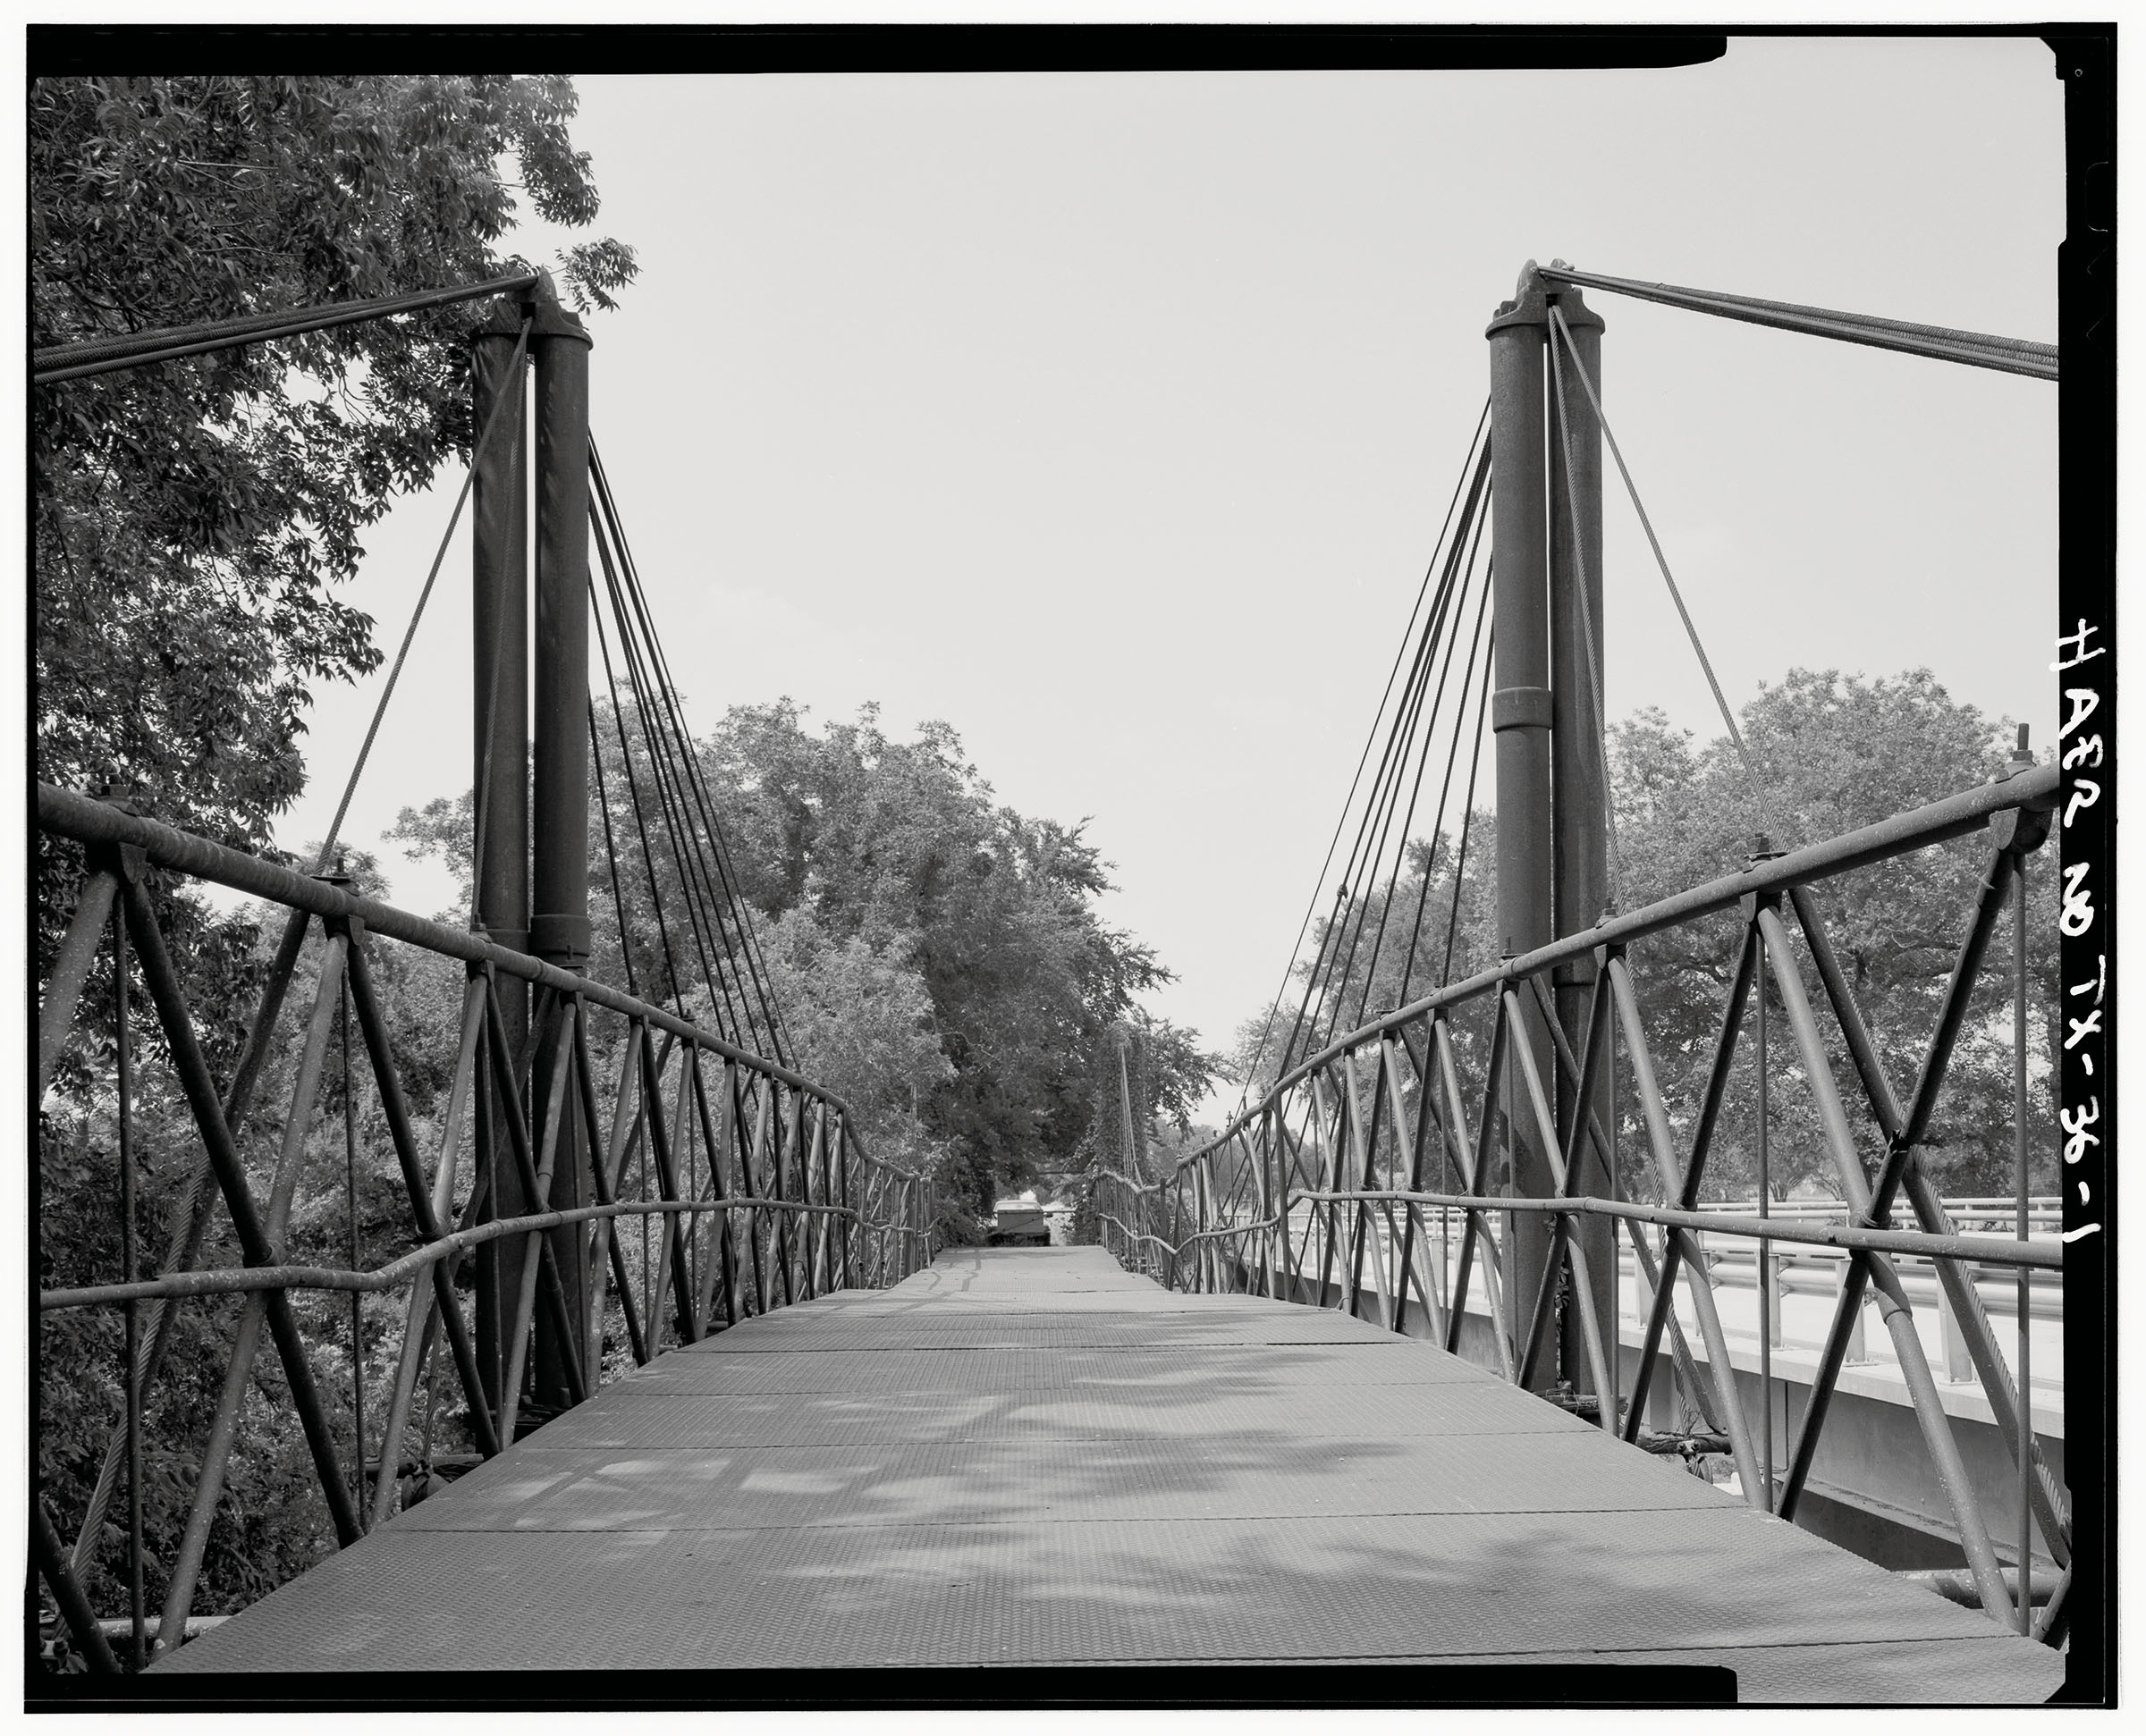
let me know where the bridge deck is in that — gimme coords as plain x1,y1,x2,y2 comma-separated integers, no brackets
160,1249,2059,1700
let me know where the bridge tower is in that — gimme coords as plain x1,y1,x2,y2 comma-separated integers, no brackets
469,280,595,1421
1486,262,1615,1398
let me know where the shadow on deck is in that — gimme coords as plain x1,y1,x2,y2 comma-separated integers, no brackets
154,1248,2062,1702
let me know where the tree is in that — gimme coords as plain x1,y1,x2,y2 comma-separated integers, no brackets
1063,1011,1217,1246
1226,669,2059,1202
749,906,952,1167
392,699,1223,1219
686,702,1220,1216
32,77,632,1655
34,75,635,882
1609,670,2060,1201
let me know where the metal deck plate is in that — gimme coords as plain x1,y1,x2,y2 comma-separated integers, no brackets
617,1341,1496,1394
158,1248,2063,1701
391,1432,1730,1530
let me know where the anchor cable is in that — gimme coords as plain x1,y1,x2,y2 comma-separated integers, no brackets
1549,304,1776,838
323,317,532,876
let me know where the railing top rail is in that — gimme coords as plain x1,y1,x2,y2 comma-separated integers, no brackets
1106,1185,2065,1272
1186,763,2056,1172
38,781,925,1183
40,1195,860,1313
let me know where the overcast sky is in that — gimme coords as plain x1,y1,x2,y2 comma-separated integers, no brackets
273,38,2065,1117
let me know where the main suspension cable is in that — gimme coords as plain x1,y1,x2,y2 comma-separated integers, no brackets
1282,485,1466,1070
1344,473,1493,1032
1312,438,1493,1049
1534,263,2056,382
1241,400,1489,1099
1438,612,1496,990
34,270,542,384
591,443,790,1066
586,696,640,1002
1288,434,1492,1067
591,503,769,1059
1396,543,1495,1007
586,459,790,1065
589,508,743,1045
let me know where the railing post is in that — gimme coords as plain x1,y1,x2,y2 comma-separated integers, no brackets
1488,262,1559,1390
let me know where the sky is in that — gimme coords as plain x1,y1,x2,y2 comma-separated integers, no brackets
270,38,2065,1118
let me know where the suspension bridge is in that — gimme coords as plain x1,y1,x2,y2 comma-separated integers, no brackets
32,251,2085,1702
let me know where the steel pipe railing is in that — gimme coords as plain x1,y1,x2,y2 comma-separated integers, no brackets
1090,766,2063,1640
34,788,937,1671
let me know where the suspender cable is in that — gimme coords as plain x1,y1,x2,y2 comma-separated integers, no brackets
1534,264,2057,382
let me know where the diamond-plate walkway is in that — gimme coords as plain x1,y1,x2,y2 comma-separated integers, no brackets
158,1248,2060,1699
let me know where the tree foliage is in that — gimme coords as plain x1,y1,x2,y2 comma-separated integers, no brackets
33,74,636,878
684,703,1218,1214
1609,669,2060,1200
391,700,1221,1219
32,74,630,1659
